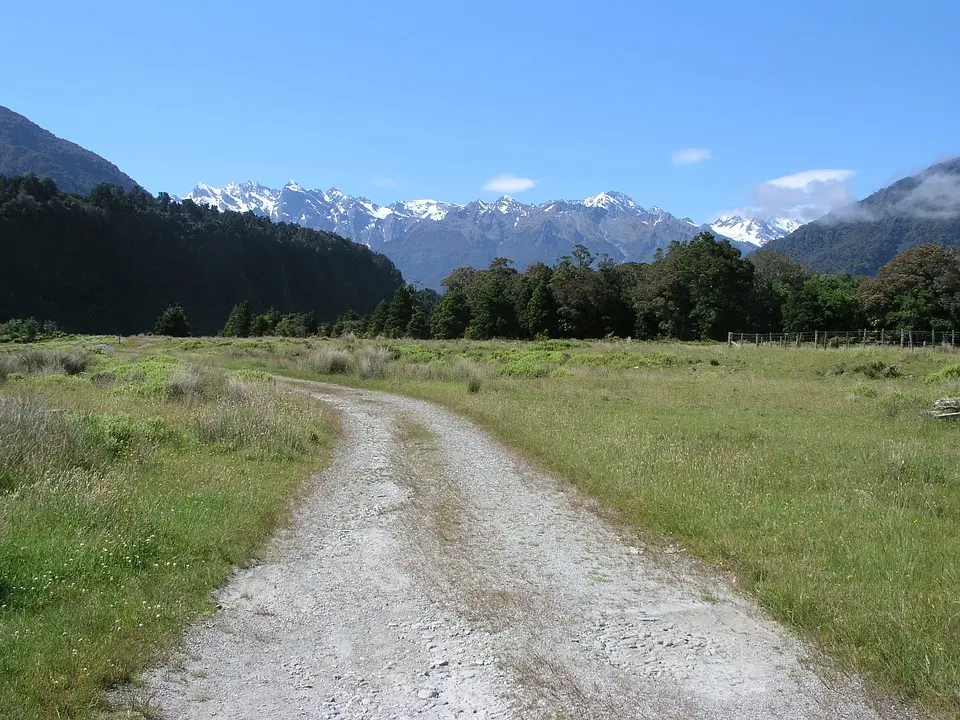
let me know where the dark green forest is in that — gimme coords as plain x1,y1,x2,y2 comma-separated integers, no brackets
0,175,403,335
275,236,960,342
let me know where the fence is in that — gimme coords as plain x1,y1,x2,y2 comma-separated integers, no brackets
727,329,960,350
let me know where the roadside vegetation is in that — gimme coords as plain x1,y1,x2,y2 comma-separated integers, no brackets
185,334,958,715
0,338,335,720
3,333,959,716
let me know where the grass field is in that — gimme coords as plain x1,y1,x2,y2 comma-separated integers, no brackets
181,335,959,715
0,340,335,719
2,335,959,716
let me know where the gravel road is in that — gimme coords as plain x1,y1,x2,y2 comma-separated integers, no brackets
143,380,918,719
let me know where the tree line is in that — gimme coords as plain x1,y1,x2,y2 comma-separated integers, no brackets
217,234,960,341
0,175,403,335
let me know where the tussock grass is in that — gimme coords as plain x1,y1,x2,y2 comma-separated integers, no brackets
0,347,335,720
353,346,391,379
301,347,350,375
192,387,309,460
0,349,90,380
165,364,228,401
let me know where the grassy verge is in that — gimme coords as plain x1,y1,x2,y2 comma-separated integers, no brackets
0,343,335,719
202,336,958,714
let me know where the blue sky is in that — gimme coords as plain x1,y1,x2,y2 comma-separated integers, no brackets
3,0,958,222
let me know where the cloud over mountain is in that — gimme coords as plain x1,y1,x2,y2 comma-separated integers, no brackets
749,169,856,222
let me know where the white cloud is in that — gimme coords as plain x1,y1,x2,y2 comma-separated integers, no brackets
670,148,712,166
748,168,857,221
482,174,536,193
767,169,855,190
372,177,396,188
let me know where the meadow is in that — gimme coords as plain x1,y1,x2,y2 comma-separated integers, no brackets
1,335,958,716
0,339,335,719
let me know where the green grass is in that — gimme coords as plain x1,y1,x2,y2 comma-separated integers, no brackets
0,343,335,719
211,337,959,715
5,335,959,715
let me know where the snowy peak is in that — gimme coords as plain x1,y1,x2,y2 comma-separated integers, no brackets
392,199,461,221
185,181,279,216
583,191,643,214
710,214,804,247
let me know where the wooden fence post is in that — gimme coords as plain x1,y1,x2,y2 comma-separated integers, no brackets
728,331,733,347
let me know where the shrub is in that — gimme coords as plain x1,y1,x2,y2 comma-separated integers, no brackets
501,358,550,378
845,381,879,398
154,304,191,337
853,360,901,379
0,317,62,343
923,363,960,384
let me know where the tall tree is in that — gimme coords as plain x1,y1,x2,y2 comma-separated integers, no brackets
154,304,190,337
221,301,252,337
781,274,865,331
429,290,471,339
383,285,415,338
649,233,755,340
859,244,960,329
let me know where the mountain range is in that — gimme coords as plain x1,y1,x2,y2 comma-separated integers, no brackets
9,103,956,289
184,182,799,287
0,106,137,194
765,157,960,275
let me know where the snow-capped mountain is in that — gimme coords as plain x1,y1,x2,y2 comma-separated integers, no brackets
710,214,804,247
184,182,756,287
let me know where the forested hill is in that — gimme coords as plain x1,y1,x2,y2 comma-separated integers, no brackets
0,106,137,194
0,176,404,334
764,157,960,276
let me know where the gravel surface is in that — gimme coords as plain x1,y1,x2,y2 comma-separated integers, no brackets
143,380,919,719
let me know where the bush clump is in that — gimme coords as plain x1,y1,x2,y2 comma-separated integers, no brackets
500,358,550,378
923,363,960,384
853,360,901,379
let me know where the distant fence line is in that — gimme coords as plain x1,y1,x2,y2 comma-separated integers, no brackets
727,329,960,350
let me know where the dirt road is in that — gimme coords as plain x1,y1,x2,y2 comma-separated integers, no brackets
144,381,916,719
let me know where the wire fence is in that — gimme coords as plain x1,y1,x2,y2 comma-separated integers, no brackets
727,329,960,350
